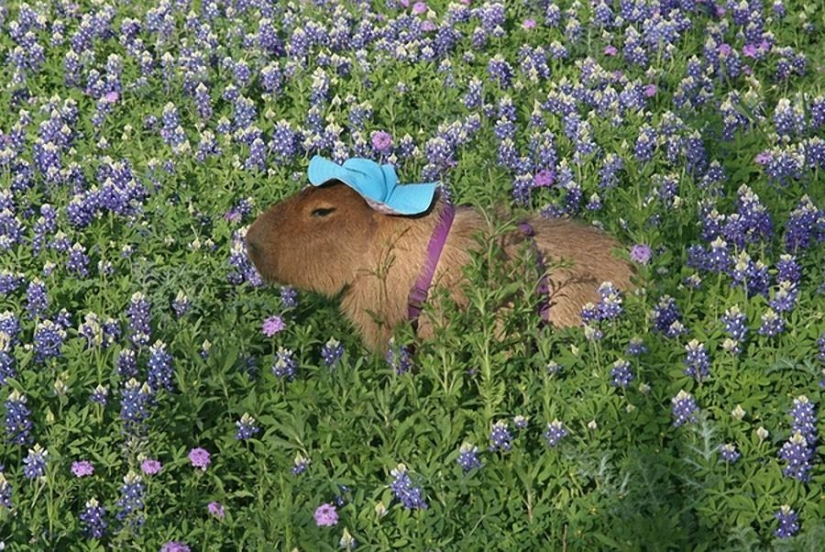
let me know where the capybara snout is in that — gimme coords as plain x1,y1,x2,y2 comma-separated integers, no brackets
247,181,634,353
246,182,379,296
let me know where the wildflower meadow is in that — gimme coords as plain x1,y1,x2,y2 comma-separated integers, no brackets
1,0,824,550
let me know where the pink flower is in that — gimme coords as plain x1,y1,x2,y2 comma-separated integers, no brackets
604,45,618,56
102,91,119,103
188,447,211,470
718,43,732,56
71,460,94,477
630,244,652,265
421,20,437,32
411,1,427,14
141,458,162,475
314,503,338,526
643,84,658,97
754,151,772,165
533,169,555,188
262,315,286,337
742,44,759,58
371,131,393,152
208,501,226,519
522,18,536,30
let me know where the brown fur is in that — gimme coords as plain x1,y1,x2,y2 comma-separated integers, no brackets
246,181,634,353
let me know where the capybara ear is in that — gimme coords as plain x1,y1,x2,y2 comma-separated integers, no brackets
246,181,379,296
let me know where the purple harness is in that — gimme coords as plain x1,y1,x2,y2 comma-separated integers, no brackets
407,206,551,331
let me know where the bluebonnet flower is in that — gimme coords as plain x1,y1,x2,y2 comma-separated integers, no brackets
340,527,357,551
292,452,310,475
789,396,817,445
25,278,48,318
652,296,686,337
486,54,512,88
758,309,784,337
126,292,151,347
90,385,108,406
119,379,152,435
543,420,568,447
321,338,344,368
774,505,799,538
625,337,647,356
779,432,813,481
488,420,513,452
721,305,748,344
235,413,260,440
23,444,48,478
783,195,821,252
0,270,25,295
272,347,297,380
0,348,16,385
770,281,798,313
684,340,711,381
389,464,428,510
117,349,138,379
171,291,190,318
773,98,805,138
596,282,623,321
457,443,482,472
385,339,414,375
5,390,33,445
672,390,699,427
610,359,634,388
706,237,732,274
513,415,529,430
718,444,740,463
116,471,145,529
147,340,174,393
0,472,11,509
33,320,66,363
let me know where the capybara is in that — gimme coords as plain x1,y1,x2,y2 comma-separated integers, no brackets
246,181,634,353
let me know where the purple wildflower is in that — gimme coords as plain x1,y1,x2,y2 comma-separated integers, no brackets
208,501,225,519
72,460,94,477
140,458,162,475
188,447,211,470
160,542,191,552
385,339,414,375
314,503,339,527
630,244,651,264
262,315,286,337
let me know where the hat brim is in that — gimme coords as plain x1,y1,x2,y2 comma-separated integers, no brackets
307,155,437,216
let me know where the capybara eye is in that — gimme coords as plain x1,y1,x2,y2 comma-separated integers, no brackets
311,207,336,218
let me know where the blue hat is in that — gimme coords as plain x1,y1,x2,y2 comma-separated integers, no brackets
307,155,438,215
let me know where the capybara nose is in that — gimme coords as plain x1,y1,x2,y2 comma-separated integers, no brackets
245,230,262,262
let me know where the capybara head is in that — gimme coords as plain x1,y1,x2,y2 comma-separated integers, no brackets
245,181,379,296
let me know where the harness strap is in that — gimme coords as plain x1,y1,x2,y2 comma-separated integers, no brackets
407,203,456,331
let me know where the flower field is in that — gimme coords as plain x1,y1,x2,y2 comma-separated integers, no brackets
0,0,824,550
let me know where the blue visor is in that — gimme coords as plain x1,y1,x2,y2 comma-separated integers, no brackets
307,155,438,215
